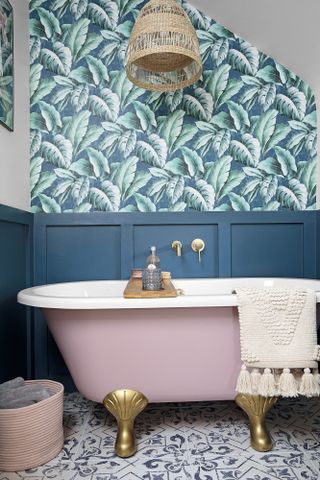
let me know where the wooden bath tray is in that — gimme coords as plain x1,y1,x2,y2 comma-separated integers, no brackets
123,277,177,298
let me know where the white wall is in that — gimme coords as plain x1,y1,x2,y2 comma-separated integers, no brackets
192,0,320,204
0,0,30,211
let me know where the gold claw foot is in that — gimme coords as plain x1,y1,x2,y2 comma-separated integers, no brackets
103,389,148,458
235,394,277,452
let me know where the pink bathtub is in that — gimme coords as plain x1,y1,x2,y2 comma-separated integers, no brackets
18,277,320,404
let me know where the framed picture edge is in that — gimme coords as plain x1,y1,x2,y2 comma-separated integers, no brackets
0,0,14,132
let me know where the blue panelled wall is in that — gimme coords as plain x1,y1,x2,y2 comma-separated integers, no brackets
0,205,33,383
2,202,320,386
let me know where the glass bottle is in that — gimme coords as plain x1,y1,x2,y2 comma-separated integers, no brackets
146,246,160,268
142,246,162,290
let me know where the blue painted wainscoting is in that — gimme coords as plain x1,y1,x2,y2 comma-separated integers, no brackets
33,211,318,387
0,204,33,383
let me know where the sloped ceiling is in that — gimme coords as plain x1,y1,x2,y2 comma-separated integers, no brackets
190,0,320,95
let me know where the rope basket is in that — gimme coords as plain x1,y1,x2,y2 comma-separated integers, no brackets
126,0,202,91
0,380,64,472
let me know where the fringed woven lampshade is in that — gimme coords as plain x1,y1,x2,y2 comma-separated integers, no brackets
126,0,202,91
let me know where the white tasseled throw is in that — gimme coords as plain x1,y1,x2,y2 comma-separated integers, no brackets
235,288,320,398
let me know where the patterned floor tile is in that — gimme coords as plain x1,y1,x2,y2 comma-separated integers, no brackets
1,394,320,480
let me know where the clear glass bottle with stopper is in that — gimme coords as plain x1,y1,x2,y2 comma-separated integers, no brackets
146,246,160,268
142,246,162,290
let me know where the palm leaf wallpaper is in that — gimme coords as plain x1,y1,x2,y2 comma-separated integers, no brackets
30,0,317,213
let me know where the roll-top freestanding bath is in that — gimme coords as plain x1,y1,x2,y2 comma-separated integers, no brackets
18,277,320,457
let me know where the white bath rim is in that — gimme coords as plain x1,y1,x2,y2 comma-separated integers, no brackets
18,278,320,310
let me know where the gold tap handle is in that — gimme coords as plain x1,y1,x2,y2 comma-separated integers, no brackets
191,238,205,263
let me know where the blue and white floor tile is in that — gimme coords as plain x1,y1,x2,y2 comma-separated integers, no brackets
1,394,319,480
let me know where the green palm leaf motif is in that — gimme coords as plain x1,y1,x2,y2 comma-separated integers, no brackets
30,131,42,157
166,176,185,204
134,193,156,212
118,130,137,158
205,155,232,199
37,8,61,39
133,101,157,132
205,64,230,107
298,158,316,199
227,101,250,131
182,2,210,29
228,192,250,211
165,90,183,112
30,37,42,64
87,1,119,30
86,56,109,84
212,38,229,66
184,180,215,211
228,39,259,76
88,89,119,121
71,85,89,112
180,147,204,177
211,130,231,158
114,156,138,198
30,157,44,192
89,182,121,211
116,0,144,18
30,0,317,212
258,84,276,111
277,179,308,210
87,147,110,176
183,87,213,122
158,110,184,152
71,177,90,205
275,86,307,121
260,175,278,203
63,110,91,154
70,0,88,19
40,42,72,75
65,18,90,58
41,134,73,167
30,64,43,98
38,194,62,213
252,109,277,152
136,134,167,168
38,101,62,131
230,133,261,167
274,146,297,176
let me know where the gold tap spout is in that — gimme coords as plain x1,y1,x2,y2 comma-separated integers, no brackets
171,240,182,256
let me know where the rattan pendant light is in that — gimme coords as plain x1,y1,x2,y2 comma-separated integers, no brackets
126,0,202,91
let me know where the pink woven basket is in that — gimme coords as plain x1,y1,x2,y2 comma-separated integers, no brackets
0,380,64,472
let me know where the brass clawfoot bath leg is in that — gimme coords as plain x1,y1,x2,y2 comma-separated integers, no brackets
103,389,148,458
235,394,277,452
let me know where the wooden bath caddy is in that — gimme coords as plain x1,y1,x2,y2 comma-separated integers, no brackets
123,277,177,298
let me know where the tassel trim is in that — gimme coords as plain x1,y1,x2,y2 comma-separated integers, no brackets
236,367,320,398
258,368,276,397
236,364,252,394
278,368,298,397
299,368,320,397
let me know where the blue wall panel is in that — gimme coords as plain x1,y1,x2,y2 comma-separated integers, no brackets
134,225,218,278
231,223,304,277
0,205,33,383
46,225,121,283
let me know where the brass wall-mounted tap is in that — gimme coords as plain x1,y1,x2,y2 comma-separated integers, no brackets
191,238,205,262
171,240,182,256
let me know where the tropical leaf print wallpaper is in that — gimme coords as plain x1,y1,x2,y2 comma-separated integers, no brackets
30,0,317,213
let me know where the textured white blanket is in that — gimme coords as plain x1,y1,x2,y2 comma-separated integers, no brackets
236,288,320,398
